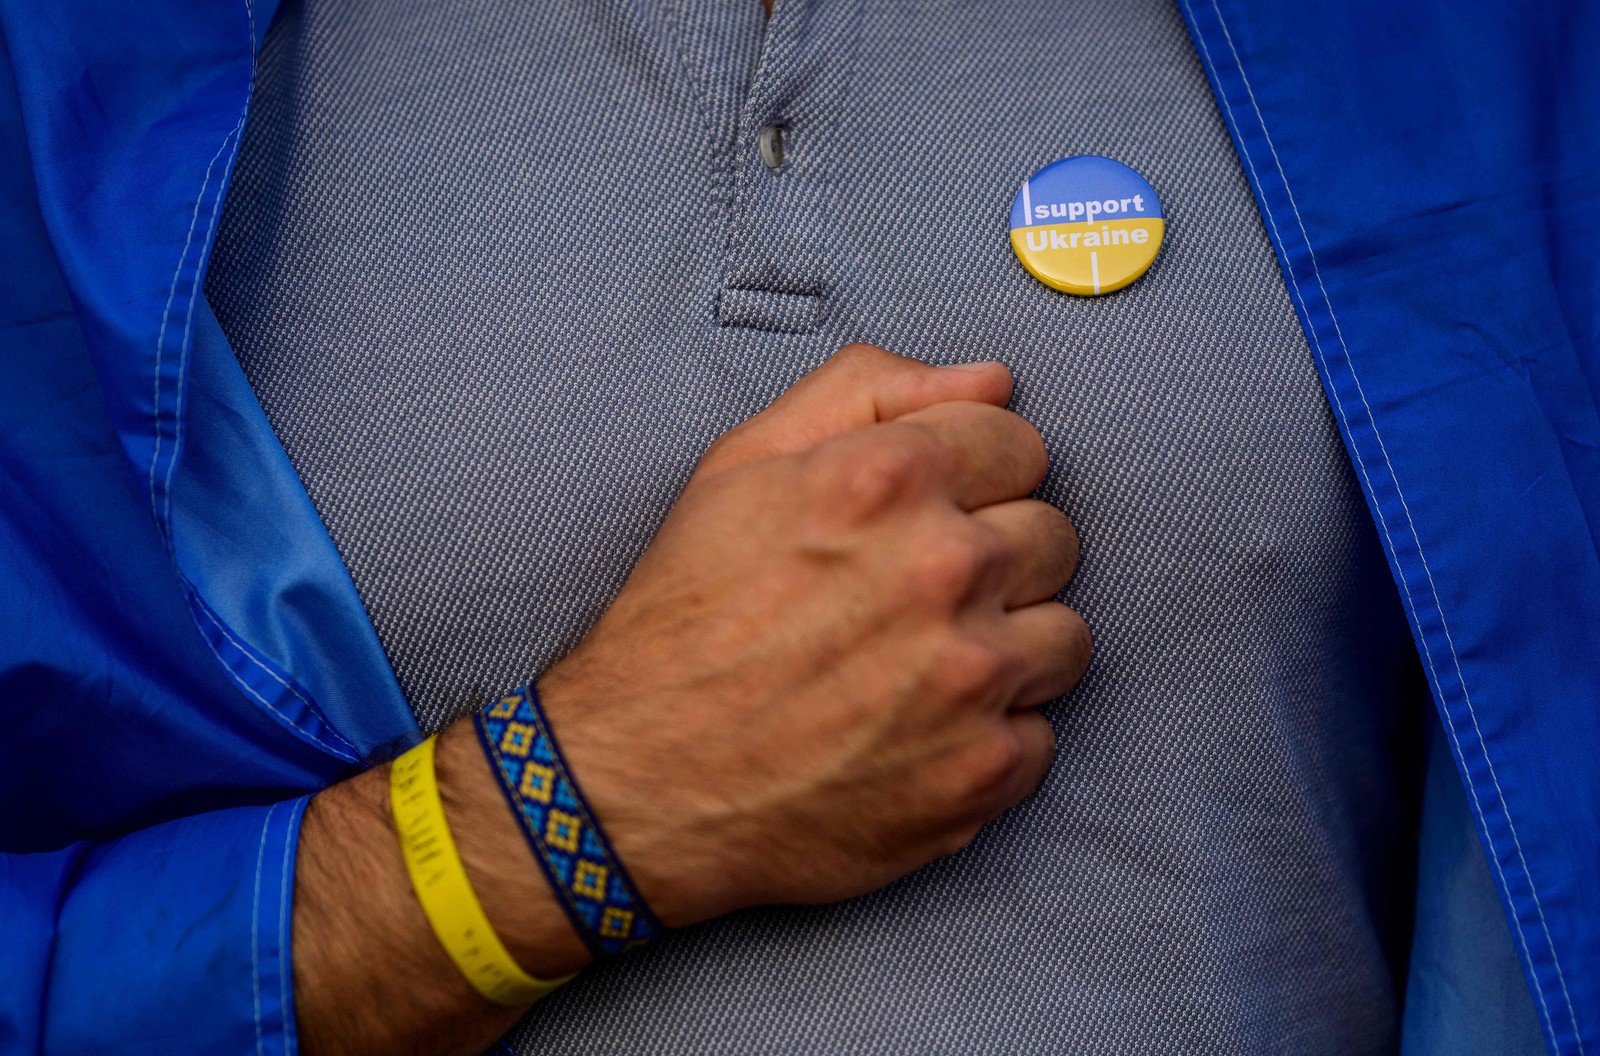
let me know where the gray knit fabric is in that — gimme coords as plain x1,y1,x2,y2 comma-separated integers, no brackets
206,0,1425,1051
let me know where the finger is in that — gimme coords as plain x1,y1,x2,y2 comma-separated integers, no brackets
991,601,1092,709
995,710,1058,810
695,344,1013,476
883,400,1050,510
968,499,1080,609
932,713,1057,851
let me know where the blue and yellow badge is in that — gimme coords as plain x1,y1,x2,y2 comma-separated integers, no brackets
1010,155,1164,296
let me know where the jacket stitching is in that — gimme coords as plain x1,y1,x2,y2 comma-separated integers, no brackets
149,0,361,765
1189,1,1581,1048
251,801,280,1056
149,128,237,536
190,589,360,761
276,800,300,1056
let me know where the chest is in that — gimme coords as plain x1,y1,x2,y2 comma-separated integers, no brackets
208,0,1379,727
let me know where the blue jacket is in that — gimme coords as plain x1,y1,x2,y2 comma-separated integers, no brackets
1,1,1594,1052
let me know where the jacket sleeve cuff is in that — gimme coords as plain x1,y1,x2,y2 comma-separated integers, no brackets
36,795,313,1055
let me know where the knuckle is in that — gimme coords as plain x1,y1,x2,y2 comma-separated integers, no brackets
921,729,1017,832
927,636,1008,704
912,521,1004,604
915,540,972,604
811,440,925,522
829,342,890,372
960,732,1024,801
880,418,952,467
695,422,763,477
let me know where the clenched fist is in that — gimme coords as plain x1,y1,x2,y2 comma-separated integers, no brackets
535,343,1090,927
294,344,1091,1055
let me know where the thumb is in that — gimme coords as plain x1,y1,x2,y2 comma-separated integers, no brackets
696,344,1013,476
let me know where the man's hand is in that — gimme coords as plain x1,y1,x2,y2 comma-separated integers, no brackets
293,345,1088,1055
540,343,1089,926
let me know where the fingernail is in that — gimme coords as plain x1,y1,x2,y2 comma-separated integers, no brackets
940,360,997,372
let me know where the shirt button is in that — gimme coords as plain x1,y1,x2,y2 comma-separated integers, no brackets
758,123,786,171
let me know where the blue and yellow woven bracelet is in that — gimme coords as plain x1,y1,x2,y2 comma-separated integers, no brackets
475,683,665,958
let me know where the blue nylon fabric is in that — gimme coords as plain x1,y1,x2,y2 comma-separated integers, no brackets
1404,707,1547,1056
45,799,309,1056
1179,2,1600,1052
0,1,1594,1054
0,0,416,765
0,0,418,1050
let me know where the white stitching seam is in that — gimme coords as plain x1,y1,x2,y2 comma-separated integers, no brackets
276,799,299,1056
191,592,360,760
162,131,240,533
251,801,280,1056
1188,14,1563,1033
162,0,256,533
148,0,361,766
1186,4,1563,1047
1193,1,1583,1049
148,125,238,531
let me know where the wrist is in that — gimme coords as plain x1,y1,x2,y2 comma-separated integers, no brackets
528,660,746,930
432,718,594,981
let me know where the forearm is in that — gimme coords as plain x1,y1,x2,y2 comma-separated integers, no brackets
293,714,590,1056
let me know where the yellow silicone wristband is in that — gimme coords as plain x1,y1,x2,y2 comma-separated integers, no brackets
390,735,575,1005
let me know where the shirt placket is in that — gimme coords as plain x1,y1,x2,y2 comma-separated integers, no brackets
670,0,865,336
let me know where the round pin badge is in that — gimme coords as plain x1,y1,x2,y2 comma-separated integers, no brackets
1009,155,1164,296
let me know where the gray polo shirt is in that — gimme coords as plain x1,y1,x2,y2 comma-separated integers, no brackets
207,0,1430,1051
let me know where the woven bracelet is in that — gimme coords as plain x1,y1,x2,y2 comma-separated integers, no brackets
475,683,665,957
